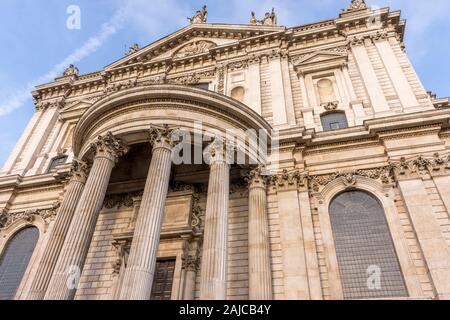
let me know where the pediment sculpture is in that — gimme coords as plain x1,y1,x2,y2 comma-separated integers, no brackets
250,8,277,26
173,40,216,59
188,5,207,24
346,0,367,11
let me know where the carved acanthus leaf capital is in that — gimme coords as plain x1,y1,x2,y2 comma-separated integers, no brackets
148,124,180,149
90,132,127,163
69,159,90,184
245,166,269,189
203,137,235,165
182,255,200,272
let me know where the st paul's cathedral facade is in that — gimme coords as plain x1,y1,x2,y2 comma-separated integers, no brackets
0,0,449,300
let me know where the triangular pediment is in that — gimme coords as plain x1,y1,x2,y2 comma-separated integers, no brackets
62,99,94,112
293,50,348,66
106,23,284,70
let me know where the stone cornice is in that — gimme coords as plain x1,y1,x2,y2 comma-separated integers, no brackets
30,6,404,104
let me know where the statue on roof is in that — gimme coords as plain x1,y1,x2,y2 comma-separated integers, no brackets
188,5,207,24
250,12,257,25
346,0,367,11
127,43,140,55
251,8,277,26
63,64,79,77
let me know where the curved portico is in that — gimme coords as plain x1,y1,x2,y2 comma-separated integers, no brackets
38,85,274,300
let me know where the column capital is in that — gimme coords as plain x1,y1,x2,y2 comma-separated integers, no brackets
204,137,234,165
149,124,179,150
68,159,89,184
245,166,268,190
182,255,200,272
90,132,127,163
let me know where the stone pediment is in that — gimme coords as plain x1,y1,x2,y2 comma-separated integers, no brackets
61,99,94,113
105,24,284,70
294,50,347,66
292,49,348,74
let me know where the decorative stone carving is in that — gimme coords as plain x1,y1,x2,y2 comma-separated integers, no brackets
187,5,207,24
216,64,226,94
321,101,339,111
308,167,394,193
254,8,277,26
182,255,200,272
127,43,140,55
90,132,127,162
203,137,235,165
191,192,202,233
63,64,79,77
174,41,216,59
148,124,179,149
348,36,365,47
346,0,367,11
0,202,61,230
389,154,450,179
227,60,249,72
250,12,257,25
103,191,144,209
69,159,90,184
112,238,131,275
371,30,388,42
103,78,138,94
245,166,269,189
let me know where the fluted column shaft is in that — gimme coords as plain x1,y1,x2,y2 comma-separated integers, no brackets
118,125,175,300
44,133,125,300
247,168,272,300
200,145,230,300
26,160,89,300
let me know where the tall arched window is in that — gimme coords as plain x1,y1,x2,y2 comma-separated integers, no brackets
0,227,39,300
329,190,408,299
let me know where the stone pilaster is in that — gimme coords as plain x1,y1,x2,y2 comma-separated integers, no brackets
246,167,272,300
200,139,231,300
182,254,200,300
118,125,176,300
26,160,89,300
391,157,450,299
44,132,126,300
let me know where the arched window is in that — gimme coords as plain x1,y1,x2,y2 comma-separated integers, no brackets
0,227,39,300
48,155,68,172
231,86,245,102
329,190,408,299
321,112,348,131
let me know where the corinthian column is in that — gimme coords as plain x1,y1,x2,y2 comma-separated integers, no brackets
200,139,231,300
246,167,272,300
27,160,89,300
118,125,176,300
44,132,126,300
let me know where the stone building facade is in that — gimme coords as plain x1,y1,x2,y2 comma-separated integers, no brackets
0,0,450,300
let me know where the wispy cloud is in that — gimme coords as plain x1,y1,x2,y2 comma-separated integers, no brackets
0,0,193,117
0,3,130,116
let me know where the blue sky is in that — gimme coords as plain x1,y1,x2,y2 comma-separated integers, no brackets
0,0,449,167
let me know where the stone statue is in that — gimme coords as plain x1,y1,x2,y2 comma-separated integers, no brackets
253,8,278,26
127,43,140,55
188,5,207,24
63,64,79,77
347,0,367,11
250,12,257,25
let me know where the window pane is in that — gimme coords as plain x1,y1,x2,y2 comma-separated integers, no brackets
321,112,348,131
0,227,39,300
150,259,176,300
329,191,408,299
48,156,68,172
191,83,209,90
